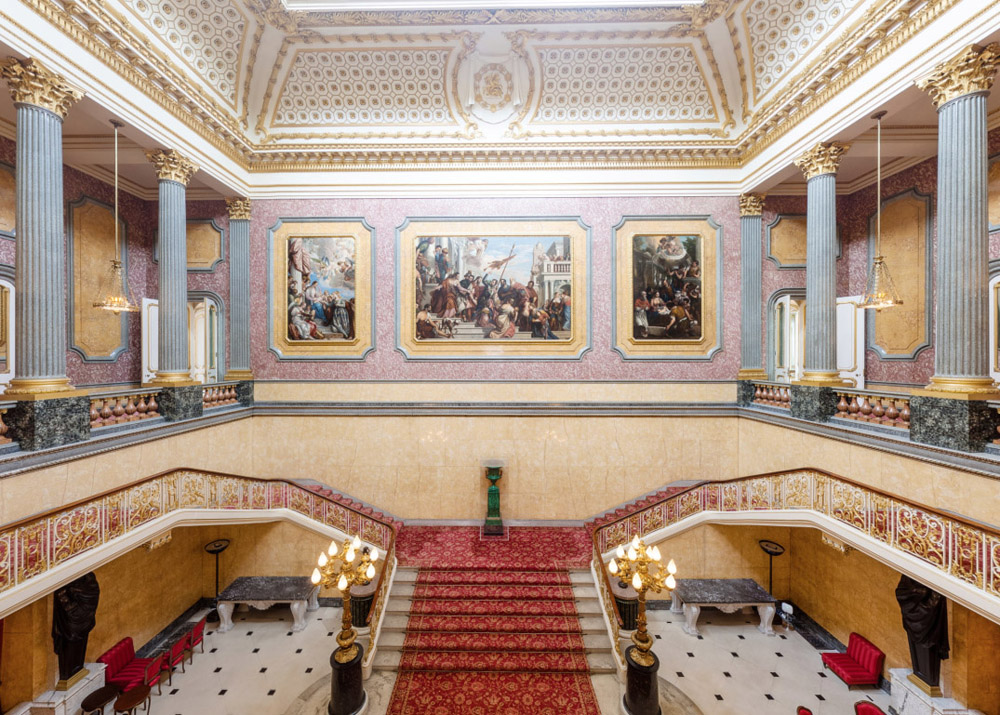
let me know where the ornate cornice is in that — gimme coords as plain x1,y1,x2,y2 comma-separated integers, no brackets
146,149,199,186
794,141,850,180
0,57,82,119
226,197,252,220
916,43,1000,109
739,193,765,216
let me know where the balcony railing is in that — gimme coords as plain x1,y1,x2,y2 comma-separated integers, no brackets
833,389,911,430
89,389,163,429
202,383,239,409
751,381,791,408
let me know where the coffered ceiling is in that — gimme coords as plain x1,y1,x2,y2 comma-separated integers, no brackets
0,0,998,196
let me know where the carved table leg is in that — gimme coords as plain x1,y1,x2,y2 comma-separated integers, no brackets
671,591,683,614
290,599,308,632
216,602,235,633
307,586,320,612
682,604,701,636
757,604,776,636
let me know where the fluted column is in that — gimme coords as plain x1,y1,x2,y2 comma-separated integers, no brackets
738,193,767,381
224,197,253,380
917,44,1000,396
794,141,849,386
1,58,82,397
147,149,199,385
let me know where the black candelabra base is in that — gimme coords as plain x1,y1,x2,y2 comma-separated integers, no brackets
623,645,661,715
328,643,365,715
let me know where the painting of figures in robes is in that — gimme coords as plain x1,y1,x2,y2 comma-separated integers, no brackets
269,218,374,360
397,218,590,359
613,216,721,360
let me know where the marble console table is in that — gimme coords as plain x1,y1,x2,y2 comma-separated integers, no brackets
216,576,320,633
670,578,776,636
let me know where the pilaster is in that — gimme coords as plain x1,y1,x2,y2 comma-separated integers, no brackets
224,197,253,380
738,193,767,382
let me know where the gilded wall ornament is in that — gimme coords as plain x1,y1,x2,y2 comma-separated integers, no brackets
739,193,766,216
794,141,850,180
0,57,83,119
145,149,199,185
916,43,1000,109
226,197,252,221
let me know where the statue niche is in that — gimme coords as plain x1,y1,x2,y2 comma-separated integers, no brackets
895,574,949,693
52,572,100,685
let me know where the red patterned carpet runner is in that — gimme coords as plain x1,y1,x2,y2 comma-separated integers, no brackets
387,526,602,714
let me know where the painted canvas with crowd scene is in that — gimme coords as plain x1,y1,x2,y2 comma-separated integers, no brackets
630,234,703,341
397,218,590,359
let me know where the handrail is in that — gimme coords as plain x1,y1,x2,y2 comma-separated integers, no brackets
833,388,911,429
749,381,790,408
591,468,1000,620
591,536,625,670
89,389,163,429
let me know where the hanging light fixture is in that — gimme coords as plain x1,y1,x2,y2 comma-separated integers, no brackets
860,111,902,311
93,119,139,314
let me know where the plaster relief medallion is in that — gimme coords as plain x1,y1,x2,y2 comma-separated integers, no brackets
474,64,513,113
455,31,533,137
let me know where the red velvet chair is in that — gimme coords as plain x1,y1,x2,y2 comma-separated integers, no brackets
97,637,158,692
855,702,887,714
144,651,167,695
187,615,207,663
796,707,813,715
821,632,885,687
164,632,191,685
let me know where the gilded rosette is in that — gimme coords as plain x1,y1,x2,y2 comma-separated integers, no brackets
917,43,1000,109
0,58,83,119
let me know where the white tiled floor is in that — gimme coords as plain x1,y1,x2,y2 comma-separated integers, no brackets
646,609,893,715
148,604,893,715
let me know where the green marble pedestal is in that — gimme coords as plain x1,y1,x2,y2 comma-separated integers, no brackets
484,464,504,536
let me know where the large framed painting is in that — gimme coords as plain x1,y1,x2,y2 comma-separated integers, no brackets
396,217,590,359
268,218,374,360
613,215,722,360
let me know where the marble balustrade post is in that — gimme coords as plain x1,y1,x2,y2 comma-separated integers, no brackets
224,197,253,381
738,193,767,392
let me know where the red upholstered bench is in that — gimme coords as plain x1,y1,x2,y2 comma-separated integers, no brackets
97,637,165,693
821,632,885,687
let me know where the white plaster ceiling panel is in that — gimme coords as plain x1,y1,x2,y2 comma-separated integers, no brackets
123,0,250,107
532,43,718,125
270,47,457,128
738,0,862,106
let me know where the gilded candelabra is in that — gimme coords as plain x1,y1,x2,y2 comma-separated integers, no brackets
311,535,379,663
608,536,677,667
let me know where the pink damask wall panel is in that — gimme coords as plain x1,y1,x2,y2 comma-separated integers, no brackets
248,196,742,381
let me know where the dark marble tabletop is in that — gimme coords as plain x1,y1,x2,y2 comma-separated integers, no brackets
672,578,774,604
218,576,316,602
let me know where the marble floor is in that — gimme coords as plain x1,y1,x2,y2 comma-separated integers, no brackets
149,604,891,715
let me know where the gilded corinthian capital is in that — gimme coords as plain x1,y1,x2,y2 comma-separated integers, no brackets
226,197,252,221
0,57,83,119
916,44,1000,109
146,149,199,186
794,142,850,180
739,193,765,217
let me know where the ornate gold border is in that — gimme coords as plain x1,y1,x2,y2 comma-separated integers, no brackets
396,217,589,359
614,216,720,359
269,218,373,359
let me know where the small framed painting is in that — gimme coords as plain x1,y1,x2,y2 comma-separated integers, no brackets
268,217,374,360
396,217,590,359
613,215,722,360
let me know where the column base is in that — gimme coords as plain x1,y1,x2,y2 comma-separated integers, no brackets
789,384,838,422
913,376,1000,399
736,369,768,381
793,371,847,387
150,371,199,387
624,646,660,715
909,394,999,452
223,370,254,381
157,385,204,422
7,395,90,450
329,643,365,715
2,377,86,400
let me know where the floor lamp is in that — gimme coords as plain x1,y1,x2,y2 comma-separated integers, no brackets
204,539,231,623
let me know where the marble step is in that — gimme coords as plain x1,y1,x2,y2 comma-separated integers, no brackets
378,613,608,634
376,631,613,653
385,597,602,615
390,583,597,600
370,649,616,673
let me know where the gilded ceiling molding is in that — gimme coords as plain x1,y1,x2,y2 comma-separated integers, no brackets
226,197,252,220
241,23,265,129
681,0,729,29
794,142,850,180
146,148,199,185
723,7,751,121
739,193,765,216
296,6,700,28
916,43,1000,109
0,57,83,119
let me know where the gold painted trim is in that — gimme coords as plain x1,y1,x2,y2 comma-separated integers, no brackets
223,370,254,381
2,378,85,399
915,377,1000,399
737,369,768,380
54,667,89,691
150,372,199,386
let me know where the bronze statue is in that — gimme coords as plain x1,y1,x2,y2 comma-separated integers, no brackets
895,574,949,688
52,572,100,682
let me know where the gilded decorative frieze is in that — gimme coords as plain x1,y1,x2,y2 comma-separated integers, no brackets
739,193,765,217
51,504,101,566
146,149,199,185
226,197,252,221
916,43,1000,109
0,57,83,118
794,141,850,180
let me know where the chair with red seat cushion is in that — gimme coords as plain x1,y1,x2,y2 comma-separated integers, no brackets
164,632,191,685
187,615,207,663
821,632,885,687
143,651,167,695
797,707,814,715
855,702,887,714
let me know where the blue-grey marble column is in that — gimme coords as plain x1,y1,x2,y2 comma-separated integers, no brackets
738,194,766,381
794,142,849,385
1,59,82,396
147,149,198,384
916,44,1000,395
225,197,253,379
